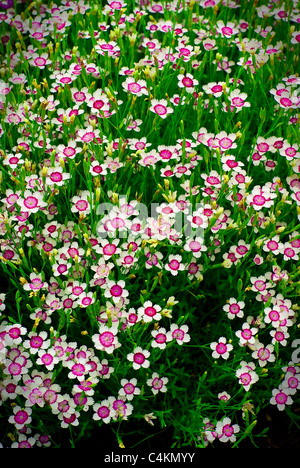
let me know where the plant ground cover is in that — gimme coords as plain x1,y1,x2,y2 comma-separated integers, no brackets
0,0,300,450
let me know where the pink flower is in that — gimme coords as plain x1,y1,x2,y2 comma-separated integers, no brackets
127,347,150,370
137,300,162,323
235,322,258,346
29,53,52,69
149,98,173,118
177,73,199,93
8,406,32,430
167,323,190,345
270,387,293,411
223,297,245,320
104,280,128,304
146,372,168,394
210,337,233,359
165,254,185,275
122,76,148,96
235,361,259,391
92,324,120,354
251,342,276,366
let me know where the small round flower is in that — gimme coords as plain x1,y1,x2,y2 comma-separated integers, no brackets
8,406,32,430
146,372,168,394
149,99,174,118
92,324,120,354
270,387,293,411
165,254,185,275
215,417,240,443
22,331,50,355
235,361,259,391
122,76,148,96
218,391,231,402
177,73,199,93
36,348,59,371
282,372,300,395
251,342,276,367
151,327,171,349
235,322,258,346
167,323,190,345
118,378,141,401
264,305,287,328
210,337,233,360
137,300,162,323
223,298,245,319
127,347,150,370
270,328,289,347
111,397,133,421
104,280,129,304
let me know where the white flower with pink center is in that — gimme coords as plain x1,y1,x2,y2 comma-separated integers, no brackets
78,291,95,308
281,242,299,261
67,358,90,381
216,20,239,38
122,76,148,96
216,131,237,151
223,297,245,320
165,254,185,275
270,328,289,347
270,387,293,411
8,406,32,430
17,190,47,214
23,331,50,355
251,342,275,367
118,378,140,401
228,89,250,111
92,324,120,354
45,167,70,187
247,185,276,210
167,323,190,345
235,322,258,346
282,372,300,395
177,73,199,93
89,160,108,177
56,141,81,160
202,170,222,188
151,327,171,349
93,397,116,423
202,81,227,97
3,153,23,170
215,417,240,443
71,191,92,214
274,91,299,109
23,273,47,292
29,53,52,69
104,280,128,304
71,87,92,105
36,348,59,371
210,336,233,359
96,239,121,258
127,346,150,370
149,98,174,118
235,362,259,391
147,372,169,394
262,235,283,255
279,141,300,160
137,300,162,323
95,39,120,57
87,93,110,114
184,237,207,258
76,126,100,144
215,56,234,73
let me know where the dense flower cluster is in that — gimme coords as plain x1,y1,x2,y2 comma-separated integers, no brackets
0,0,299,449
